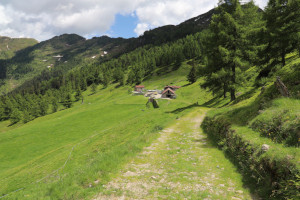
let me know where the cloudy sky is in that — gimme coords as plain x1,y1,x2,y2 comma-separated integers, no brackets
0,0,268,41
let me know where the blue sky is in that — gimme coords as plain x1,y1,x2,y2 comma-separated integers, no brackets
108,13,138,38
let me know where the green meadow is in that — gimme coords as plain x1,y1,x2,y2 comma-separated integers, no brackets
0,65,212,199
0,54,299,199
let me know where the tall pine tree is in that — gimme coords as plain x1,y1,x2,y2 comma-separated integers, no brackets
263,0,300,66
202,0,257,101
187,65,197,84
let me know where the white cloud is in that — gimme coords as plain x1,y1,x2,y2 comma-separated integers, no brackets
134,0,219,36
134,23,151,36
134,0,269,36
0,5,12,25
0,0,269,41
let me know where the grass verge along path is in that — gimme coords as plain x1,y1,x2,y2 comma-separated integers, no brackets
94,108,253,199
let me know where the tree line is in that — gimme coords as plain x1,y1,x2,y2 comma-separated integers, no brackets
0,30,204,124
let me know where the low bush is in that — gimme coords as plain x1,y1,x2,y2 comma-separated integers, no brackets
250,99,300,147
250,110,299,147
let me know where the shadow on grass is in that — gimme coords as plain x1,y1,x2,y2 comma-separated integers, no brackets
8,122,16,127
165,102,200,114
181,83,191,87
232,88,257,105
200,96,229,108
114,84,123,89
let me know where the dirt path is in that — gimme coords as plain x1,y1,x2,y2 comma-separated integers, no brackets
94,108,253,200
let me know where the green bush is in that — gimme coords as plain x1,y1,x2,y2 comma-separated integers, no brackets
250,99,300,147
250,110,299,147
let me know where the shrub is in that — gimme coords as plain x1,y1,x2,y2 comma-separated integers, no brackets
250,99,300,147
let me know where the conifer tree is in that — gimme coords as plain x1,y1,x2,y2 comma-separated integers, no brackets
51,98,58,112
102,73,110,88
80,76,87,91
135,68,143,84
39,97,48,116
127,70,135,85
91,83,97,94
118,73,125,86
10,108,21,124
74,88,82,101
202,0,249,101
62,93,73,108
0,100,5,121
187,65,197,84
263,0,300,66
22,110,32,123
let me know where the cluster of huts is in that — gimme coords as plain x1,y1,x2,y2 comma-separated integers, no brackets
133,85,181,99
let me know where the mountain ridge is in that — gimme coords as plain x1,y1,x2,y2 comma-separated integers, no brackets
0,8,215,93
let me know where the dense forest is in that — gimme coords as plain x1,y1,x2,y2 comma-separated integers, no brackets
0,0,299,125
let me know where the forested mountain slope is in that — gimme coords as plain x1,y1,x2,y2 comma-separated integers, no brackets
0,8,215,94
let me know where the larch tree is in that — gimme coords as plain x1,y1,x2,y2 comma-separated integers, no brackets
202,0,259,101
263,0,300,66
187,65,197,84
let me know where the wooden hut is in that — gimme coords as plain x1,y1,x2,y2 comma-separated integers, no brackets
161,88,176,99
164,85,181,91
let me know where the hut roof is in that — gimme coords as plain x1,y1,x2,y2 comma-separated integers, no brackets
162,88,175,95
164,85,181,89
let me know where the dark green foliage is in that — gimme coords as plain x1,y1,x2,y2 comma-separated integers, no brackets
51,98,58,113
91,83,97,94
262,0,300,67
80,77,88,91
62,93,73,108
1,97,13,120
0,100,4,120
39,97,49,116
102,73,110,88
22,110,32,123
113,67,125,86
74,88,82,101
126,70,135,85
201,0,263,101
10,108,22,124
187,65,197,84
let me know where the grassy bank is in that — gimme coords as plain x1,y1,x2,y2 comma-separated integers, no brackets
201,55,300,199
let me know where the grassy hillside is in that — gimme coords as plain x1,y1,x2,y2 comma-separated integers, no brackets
0,34,132,93
0,36,38,60
0,64,213,199
0,52,299,199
